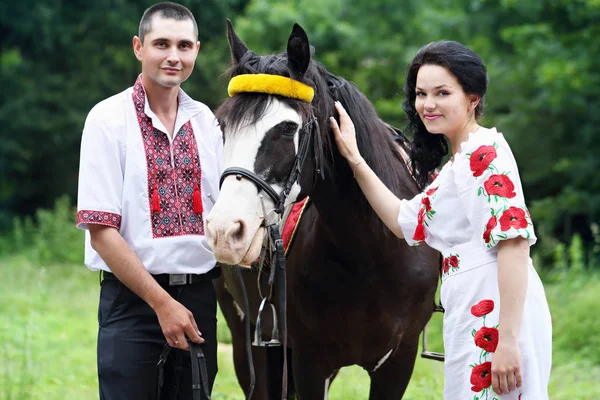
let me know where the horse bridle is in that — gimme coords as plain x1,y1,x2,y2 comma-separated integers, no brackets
218,114,320,400
219,115,319,215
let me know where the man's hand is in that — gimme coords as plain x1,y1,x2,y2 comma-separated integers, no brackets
155,297,204,351
89,225,205,351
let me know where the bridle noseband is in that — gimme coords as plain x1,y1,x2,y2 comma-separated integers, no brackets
219,116,319,215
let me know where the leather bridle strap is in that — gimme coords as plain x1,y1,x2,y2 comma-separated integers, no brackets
189,341,212,400
280,117,316,209
220,166,280,206
219,117,317,215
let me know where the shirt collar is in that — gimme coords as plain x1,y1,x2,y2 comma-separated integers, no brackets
134,74,204,127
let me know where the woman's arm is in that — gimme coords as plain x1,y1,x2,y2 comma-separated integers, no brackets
492,236,529,394
330,101,405,238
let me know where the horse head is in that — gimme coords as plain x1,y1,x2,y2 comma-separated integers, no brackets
206,21,328,266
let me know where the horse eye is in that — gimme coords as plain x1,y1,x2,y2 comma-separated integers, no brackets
282,122,298,137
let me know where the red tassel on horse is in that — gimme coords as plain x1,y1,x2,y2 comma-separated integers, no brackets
151,187,160,212
193,185,203,214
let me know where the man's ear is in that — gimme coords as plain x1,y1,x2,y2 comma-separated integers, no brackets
133,36,143,61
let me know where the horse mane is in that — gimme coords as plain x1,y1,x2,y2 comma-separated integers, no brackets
216,50,418,233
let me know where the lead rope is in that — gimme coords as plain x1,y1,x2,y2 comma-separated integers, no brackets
156,344,171,398
269,224,288,400
155,342,212,400
189,341,212,400
236,266,256,399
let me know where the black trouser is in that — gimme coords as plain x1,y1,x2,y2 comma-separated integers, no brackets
97,271,218,400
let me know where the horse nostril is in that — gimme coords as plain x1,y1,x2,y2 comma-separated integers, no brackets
232,220,245,242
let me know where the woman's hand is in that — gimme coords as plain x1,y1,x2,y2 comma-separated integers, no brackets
330,101,364,168
492,339,523,395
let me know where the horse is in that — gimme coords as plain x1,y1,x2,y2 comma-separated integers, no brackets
206,21,440,399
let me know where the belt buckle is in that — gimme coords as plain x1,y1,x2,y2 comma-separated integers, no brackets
168,274,188,286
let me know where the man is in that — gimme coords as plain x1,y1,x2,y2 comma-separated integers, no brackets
76,3,222,399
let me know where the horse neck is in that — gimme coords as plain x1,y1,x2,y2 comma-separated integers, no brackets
307,148,413,257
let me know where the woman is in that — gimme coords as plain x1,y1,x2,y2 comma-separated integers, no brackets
330,41,551,399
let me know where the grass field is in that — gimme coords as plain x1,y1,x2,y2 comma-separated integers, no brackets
1,255,599,399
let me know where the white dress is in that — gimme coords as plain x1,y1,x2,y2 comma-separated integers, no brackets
398,127,552,399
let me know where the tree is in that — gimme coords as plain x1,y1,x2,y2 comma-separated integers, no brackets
0,0,248,228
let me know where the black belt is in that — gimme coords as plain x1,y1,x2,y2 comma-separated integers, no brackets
102,266,221,287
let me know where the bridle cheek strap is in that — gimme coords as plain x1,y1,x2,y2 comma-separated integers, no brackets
219,117,318,215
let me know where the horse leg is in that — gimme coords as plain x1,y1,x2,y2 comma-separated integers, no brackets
367,339,420,400
214,276,270,399
291,347,335,400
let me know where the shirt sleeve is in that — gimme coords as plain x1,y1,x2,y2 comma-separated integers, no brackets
453,129,536,249
397,192,427,246
76,110,124,230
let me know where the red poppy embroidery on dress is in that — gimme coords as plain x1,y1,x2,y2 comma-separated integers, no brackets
471,299,494,318
483,174,516,199
470,299,500,399
468,138,534,248
470,362,493,393
422,196,432,212
442,253,460,276
500,206,528,231
76,210,122,230
469,145,497,177
474,326,499,353
132,76,204,238
483,216,497,245
426,186,438,196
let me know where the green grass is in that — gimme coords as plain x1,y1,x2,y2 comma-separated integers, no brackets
1,256,599,399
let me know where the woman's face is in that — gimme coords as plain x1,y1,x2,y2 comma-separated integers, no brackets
415,64,477,141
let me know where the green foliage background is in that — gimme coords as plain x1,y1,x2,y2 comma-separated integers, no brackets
1,0,598,264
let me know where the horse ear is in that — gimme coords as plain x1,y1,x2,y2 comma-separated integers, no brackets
287,23,311,77
226,18,249,65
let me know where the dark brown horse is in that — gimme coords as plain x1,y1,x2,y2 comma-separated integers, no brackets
206,22,439,399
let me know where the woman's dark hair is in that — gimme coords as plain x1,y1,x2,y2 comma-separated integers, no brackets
402,40,488,190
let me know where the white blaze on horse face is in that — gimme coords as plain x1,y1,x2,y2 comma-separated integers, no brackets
206,99,303,266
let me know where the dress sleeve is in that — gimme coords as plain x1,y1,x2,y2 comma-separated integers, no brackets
76,110,124,230
453,129,536,249
398,192,427,246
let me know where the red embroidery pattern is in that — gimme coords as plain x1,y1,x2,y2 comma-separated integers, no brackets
469,299,499,399
77,210,121,229
132,77,204,238
499,206,528,231
412,185,439,245
469,145,497,177
442,253,460,277
474,326,499,353
467,142,533,248
483,174,516,199
483,216,497,245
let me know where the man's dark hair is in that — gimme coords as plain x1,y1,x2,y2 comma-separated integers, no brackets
138,2,198,43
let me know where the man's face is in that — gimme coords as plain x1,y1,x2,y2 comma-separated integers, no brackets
133,15,200,89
